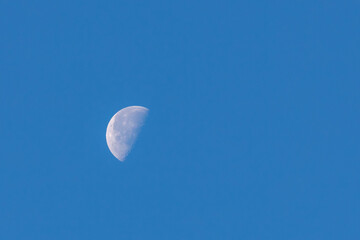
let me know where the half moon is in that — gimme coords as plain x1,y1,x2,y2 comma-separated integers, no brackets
106,106,149,161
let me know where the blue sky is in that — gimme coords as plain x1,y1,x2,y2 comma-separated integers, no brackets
1,0,359,239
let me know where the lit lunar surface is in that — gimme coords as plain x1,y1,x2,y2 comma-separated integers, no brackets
106,106,149,161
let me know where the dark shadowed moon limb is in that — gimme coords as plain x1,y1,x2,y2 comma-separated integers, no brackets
106,106,149,161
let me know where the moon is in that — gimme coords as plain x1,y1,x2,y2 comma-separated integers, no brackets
106,106,149,161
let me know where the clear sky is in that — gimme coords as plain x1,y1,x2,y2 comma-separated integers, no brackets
1,1,359,239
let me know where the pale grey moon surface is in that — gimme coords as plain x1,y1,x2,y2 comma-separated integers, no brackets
106,106,149,161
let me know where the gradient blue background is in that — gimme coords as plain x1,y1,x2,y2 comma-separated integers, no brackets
1,1,359,239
